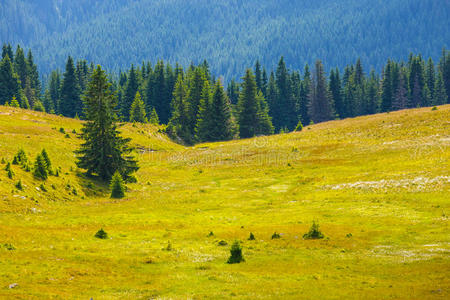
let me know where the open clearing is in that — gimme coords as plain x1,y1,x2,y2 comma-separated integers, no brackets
0,105,449,299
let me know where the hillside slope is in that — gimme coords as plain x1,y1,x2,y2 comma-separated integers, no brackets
1,0,449,77
0,105,449,299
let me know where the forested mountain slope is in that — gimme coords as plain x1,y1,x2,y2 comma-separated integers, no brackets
1,0,449,78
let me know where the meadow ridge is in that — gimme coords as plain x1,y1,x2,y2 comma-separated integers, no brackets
0,105,449,299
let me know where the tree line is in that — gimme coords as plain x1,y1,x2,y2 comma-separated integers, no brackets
1,43,449,145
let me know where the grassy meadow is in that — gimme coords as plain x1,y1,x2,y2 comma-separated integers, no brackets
0,105,449,299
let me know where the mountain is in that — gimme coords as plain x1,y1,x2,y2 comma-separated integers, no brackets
1,0,449,78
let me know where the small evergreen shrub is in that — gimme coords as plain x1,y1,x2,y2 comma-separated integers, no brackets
303,221,324,239
218,240,228,246
3,243,15,250
39,184,47,192
248,232,255,240
1,158,6,164
431,106,438,111
227,241,244,264
110,172,126,198
65,133,70,138
59,127,65,134
94,228,108,239
207,231,214,237
5,161,11,171
295,120,303,132
163,241,172,251
72,187,78,195
33,100,45,112
271,232,281,239
9,96,20,108
346,233,353,238
12,149,28,168
7,169,14,179
15,180,23,190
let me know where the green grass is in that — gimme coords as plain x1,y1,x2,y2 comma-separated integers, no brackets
0,105,449,299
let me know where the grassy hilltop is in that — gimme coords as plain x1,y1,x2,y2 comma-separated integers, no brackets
0,105,449,299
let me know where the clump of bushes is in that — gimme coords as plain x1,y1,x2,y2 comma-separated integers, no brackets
218,240,228,246
94,228,108,239
5,162,14,178
271,232,281,239
12,149,28,166
303,221,324,239
248,232,255,240
59,127,65,134
110,172,126,198
227,241,244,264
33,149,53,180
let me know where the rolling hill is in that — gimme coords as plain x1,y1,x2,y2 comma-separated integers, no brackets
0,104,449,298
1,0,449,78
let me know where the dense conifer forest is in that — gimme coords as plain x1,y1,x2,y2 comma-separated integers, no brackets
1,43,449,144
1,0,448,78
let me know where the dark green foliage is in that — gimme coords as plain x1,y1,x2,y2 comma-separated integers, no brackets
12,149,28,166
94,228,108,239
207,80,234,141
129,91,147,123
237,69,259,138
59,127,65,134
33,100,45,112
227,241,244,264
308,60,334,123
248,232,255,240
148,108,160,125
76,65,139,181
40,149,52,174
15,180,23,190
207,231,214,237
218,240,228,246
39,183,47,192
60,56,81,117
303,221,324,239
122,65,139,120
195,80,213,142
33,153,48,180
271,232,281,239
0,54,21,105
2,243,15,251
295,121,303,132
110,171,125,199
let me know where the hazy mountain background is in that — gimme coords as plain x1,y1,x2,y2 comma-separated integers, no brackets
1,0,449,79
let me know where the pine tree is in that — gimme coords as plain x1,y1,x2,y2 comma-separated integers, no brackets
148,108,160,125
2,44,13,61
14,46,27,89
380,61,393,112
43,89,54,113
195,80,213,142
255,60,263,92
186,68,207,135
366,71,380,114
26,50,41,97
308,60,333,123
255,91,274,135
392,72,409,110
146,60,169,124
110,171,126,198
329,68,343,118
208,80,234,141
76,65,139,181
298,65,311,125
129,91,147,123
40,149,52,175
0,55,21,105
227,78,239,105
237,69,259,138
167,74,191,143
439,49,450,103
49,71,61,113
425,58,435,99
9,96,20,107
33,153,48,180
122,65,139,120
60,56,81,117
33,100,45,112
434,70,448,105
275,57,297,131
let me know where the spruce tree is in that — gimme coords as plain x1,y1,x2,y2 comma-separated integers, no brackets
76,65,139,181
308,60,333,123
237,69,259,138
146,60,168,124
329,68,343,118
392,72,409,110
148,108,160,125
195,80,213,142
425,58,435,99
14,46,27,90
227,79,239,105
49,71,61,113
33,100,45,112
255,60,263,92
26,50,41,96
9,96,20,107
255,91,274,135
122,65,139,120
1,44,13,61
33,153,48,180
41,149,52,175
167,74,191,143
380,61,393,112
298,65,311,126
129,91,147,123
110,171,126,198
186,68,207,135
434,70,448,105
60,56,81,117
0,55,21,105
275,57,297,131
208,80,234,141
